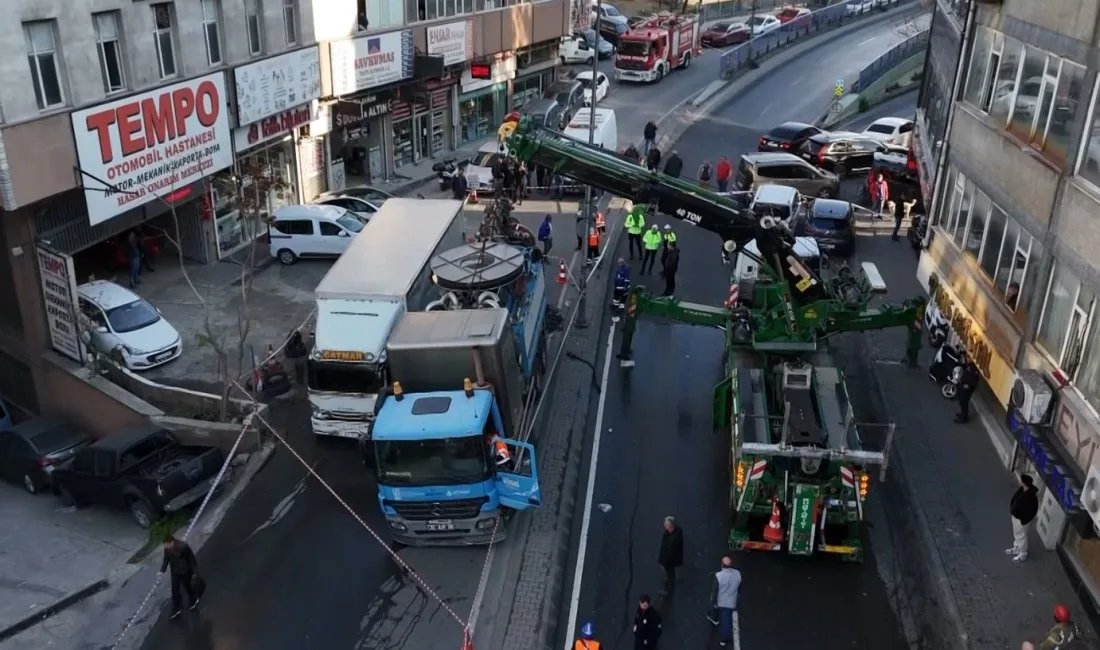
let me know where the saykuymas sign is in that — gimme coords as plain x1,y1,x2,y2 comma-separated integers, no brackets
71,73,233,226
329,29,414,95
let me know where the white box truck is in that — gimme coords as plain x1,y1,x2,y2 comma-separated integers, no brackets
308,198,465,440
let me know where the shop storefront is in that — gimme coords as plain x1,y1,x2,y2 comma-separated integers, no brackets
393,79,457,167
221,47,322,259
329,92,393,187
458,53,516,144
328,28,414,176
510,42,560,110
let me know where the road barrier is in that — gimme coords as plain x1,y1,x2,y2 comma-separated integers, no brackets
856,27,929,91
719,0,915,79
695,0,796,23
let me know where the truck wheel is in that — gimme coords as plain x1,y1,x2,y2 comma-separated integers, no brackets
277,249,297,265
682,53,691,69
656,66,665,82
128,497,156,529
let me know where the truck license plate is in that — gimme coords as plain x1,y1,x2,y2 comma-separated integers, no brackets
427,519,454,531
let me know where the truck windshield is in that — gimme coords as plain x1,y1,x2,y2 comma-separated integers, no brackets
375,437,492,486
618,41,650,57
307,360,384,394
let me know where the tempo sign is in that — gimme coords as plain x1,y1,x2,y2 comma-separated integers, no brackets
71,73,233,226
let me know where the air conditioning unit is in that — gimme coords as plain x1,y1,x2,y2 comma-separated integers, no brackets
1082,464,1100,533
1011,369,1053,424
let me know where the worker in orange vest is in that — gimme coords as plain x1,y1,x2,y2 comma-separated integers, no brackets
595,210,606,234
574,622,600,650
586,225,601,266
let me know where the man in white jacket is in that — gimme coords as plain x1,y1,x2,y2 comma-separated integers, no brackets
706,556,742,648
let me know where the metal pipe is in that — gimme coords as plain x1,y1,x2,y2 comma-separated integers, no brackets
577,0,601,328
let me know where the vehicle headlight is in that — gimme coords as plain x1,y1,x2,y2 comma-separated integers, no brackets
389,521,407,532
122,344,137,355
312,406,332,420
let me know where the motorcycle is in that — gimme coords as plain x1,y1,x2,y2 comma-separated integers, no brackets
929,342,964,399
925,304,950,349
432,158,461,191
907,212,928,252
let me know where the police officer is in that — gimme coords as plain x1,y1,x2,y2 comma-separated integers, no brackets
955,358,980,424
625,205,646,260
660,225,677,265
574,621,601,650
641,225,662,275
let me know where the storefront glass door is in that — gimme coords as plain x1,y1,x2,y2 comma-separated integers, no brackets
393,119,414,168
414,112,429,164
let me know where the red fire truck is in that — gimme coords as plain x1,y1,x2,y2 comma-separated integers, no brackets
613,12,702,84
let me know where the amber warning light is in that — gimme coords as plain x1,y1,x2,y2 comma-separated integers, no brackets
470,63,491,80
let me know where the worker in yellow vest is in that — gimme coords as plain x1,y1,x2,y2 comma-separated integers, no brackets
641,225,662,275
574,622,600,650
661,225,677,265
625,205,646,260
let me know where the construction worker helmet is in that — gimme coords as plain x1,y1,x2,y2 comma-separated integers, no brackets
1054,604,1072,623
663,225,672,230
581,622,596,639
650,225,658,231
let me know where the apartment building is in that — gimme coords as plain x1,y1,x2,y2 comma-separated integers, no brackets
912,0,1100,616
0,0,568,434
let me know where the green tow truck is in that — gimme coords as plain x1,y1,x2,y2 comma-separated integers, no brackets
506,116,926,561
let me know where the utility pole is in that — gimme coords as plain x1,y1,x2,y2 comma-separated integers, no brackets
577,0,601,329
746,0,759,68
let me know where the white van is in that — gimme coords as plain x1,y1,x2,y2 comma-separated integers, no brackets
560,34,597,65
564,108,618,152
269,204,366,265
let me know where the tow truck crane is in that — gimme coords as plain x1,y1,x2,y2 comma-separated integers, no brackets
505,116,927,561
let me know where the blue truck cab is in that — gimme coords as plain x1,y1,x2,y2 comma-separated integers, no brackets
370,382,541,546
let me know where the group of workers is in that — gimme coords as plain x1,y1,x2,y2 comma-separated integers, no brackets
621,203,679,297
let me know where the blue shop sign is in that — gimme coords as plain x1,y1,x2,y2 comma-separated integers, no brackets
1006,408,1083,513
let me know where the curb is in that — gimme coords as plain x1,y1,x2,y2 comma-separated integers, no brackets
391,155,474,197
819,86,919,129
0,580,110,644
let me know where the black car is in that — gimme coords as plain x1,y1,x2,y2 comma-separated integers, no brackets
599,20,631,46
759,122,823,153
544,80,585,127
804,198,856,256
799,132,882,177
0,417,91,494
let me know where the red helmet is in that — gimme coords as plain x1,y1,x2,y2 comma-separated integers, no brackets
1054,604,1072,623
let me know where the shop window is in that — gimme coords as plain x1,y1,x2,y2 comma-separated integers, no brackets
989,34,1024,127
1037,262,1093,374
1074,76,1100,191
460,95,494,144
24,20,65,109
283,0,298,46
1007,48,1050,142
1049,61,1086,167
409,0,473,20
364,0,402,30
0,227,22,335
979,204,1007,281
952,180,973,249
152,3,178,79
962,186,990,260
513,75,543,110
245,0,264,56
962,26,994,110
93,12,126,94
201,0,222,66
393,119,414,168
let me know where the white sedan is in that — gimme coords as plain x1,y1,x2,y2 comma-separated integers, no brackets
861,117,915,143
77,280,182,371
748,14,781,37
576,70,610,106
313,185,393,222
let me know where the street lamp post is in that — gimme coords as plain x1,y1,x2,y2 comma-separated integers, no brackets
746,0,759,68
577,0,602,328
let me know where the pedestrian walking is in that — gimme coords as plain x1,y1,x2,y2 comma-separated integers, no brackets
574,621,602,650
1039,604,1081,649
954,358,980,423
706,556,742,648
537,215,553,257
1006,474,1039,563
697,160,713,187
641,226,662,275
663,151,684,178
516,160,528,203
625,204,646,260
660,241,679,297
633,595,663,649
657,516,684,597
160,534,204,618
126,230,142,288
644,121,658,154
452,167,469,201
646,146,662,172
716,156,733,193
892,190,912,241
660,225,677,265
871,172,889,220
551,173,565,200
492,153,507,197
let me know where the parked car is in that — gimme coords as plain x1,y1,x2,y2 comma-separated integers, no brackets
544,80,586,122
702,21,751,47
599,20,632,46
52,425,226,529
77,281,182,371
590,2,630,28
560,33,597,65
847,0,874,15
313,188,389,222
776,6,811,23
800,131,883,176
466,142,507,194
804,198,857,256
337,185,395,204
269,204,365,265
861,117,915,143
735,152,840,198
576,70,611,106
759,121,823,152
582,29,616,59
0,417,91,494
748,14,781,37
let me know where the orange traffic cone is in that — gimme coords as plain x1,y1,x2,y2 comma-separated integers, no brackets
557,259,567,285
762,496,784,543
462,629,474,650
469,189,478,204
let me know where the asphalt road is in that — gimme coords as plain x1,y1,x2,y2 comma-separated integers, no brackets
560,27,921,650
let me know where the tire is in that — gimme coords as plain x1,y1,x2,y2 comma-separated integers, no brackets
817,187,835,198
129,497,156,529
23,472,42,495
941,382,958,400
681,53,692,69
277,248,297,265
656,66,665,82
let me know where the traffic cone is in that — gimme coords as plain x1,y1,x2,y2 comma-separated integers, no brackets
469,189,478,204
557,259,567,285
762,496,784,543
462,629,474,650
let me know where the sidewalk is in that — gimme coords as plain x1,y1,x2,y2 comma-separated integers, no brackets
352,136,495,197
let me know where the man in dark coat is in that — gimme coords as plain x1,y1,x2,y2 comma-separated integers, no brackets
660,241,679,298
662,151,683,178
643,121,658,153
633,594,663,649
160,534,202,617
646,146,662,172
954,358,980,424
657,516,684,597
1008,474,1039,562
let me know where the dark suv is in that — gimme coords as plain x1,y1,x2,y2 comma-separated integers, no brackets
758,122,823,153
800,132,882,177
804,198,856,256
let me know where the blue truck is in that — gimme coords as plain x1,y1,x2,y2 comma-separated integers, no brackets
362,243,549,546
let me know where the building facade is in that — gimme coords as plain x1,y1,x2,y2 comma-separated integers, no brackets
913,0,1100,618
0,0,567,430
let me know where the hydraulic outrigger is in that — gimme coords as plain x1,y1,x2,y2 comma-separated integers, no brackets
505,116,926,561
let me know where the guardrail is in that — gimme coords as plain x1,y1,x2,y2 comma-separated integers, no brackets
855,28,929,91
719,0,914,79
695,0,797,23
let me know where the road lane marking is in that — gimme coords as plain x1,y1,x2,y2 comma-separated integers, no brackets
858,36,877,46
562,320,617,650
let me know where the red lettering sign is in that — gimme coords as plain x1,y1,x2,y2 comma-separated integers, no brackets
470,63,491,80
84,79,221,165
